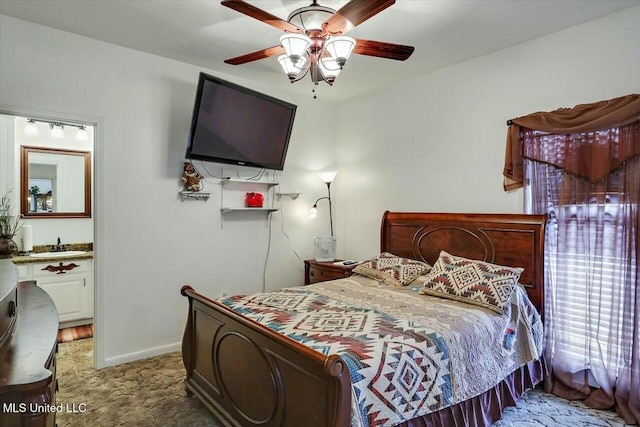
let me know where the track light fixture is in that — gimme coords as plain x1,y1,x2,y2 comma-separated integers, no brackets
24,118,90,141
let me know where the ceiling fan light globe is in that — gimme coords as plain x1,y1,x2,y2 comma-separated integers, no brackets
287,4,335,32
280,34,312,58
325,36,356,65
319,57,341,81
278,54,308,80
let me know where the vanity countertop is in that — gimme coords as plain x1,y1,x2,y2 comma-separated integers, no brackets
8,243,94,265
10,251,94,265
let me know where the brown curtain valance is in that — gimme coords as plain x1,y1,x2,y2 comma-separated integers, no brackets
503,94,640,190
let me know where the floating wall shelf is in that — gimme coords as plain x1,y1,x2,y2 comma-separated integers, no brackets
220,207,279,214
275,192,301,200
219,179,279,228
180,191,211,201
221,178,279,188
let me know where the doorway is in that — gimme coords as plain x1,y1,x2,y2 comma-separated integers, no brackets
0,111,97,370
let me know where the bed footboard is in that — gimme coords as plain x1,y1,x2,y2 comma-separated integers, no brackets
180,286,352,427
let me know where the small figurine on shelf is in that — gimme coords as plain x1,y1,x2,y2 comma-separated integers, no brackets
181,162,203,192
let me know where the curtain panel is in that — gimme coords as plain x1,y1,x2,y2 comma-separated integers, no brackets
512,94,640,424
524,152,640,425
503,94,640,190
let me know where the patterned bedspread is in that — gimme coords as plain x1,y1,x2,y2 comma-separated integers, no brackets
218,274,543,427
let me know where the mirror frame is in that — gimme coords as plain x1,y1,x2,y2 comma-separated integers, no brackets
20,146,92,218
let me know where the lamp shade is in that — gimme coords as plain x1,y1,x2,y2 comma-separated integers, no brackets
324,36,356,67
319,171,337,183
308,206,318,219
76,126,88,141
280,34,312,60
24,119,38,136
50,123,64,138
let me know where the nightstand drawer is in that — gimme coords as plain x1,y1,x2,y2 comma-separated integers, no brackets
308,266,347,284
304,259,356,285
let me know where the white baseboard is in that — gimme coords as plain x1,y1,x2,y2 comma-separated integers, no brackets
103,341,181,367
59,318,93,329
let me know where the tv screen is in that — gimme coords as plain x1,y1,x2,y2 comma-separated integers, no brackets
185,72,297,170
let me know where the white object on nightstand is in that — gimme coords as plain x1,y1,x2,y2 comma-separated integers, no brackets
314,236,336,262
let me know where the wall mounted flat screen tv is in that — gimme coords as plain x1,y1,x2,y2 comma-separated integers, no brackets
185,72,297,171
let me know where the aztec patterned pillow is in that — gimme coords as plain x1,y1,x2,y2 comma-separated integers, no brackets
419,250,523,314
353,252,431,287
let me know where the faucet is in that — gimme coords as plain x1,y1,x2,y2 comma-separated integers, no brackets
51,237,68,252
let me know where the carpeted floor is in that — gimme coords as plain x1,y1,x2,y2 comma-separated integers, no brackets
56,339,632,427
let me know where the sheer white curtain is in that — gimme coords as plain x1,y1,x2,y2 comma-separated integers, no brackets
523,127,639,425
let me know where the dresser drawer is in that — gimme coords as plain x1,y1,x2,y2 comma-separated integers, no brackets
0,286,17,348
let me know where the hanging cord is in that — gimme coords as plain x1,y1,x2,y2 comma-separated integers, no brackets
263,210,273,293
278,195,303,263
194,160,225,181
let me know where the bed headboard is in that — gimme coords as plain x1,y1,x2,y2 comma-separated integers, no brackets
380,212,547,314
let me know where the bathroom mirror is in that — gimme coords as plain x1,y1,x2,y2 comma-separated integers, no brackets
20,146,92,218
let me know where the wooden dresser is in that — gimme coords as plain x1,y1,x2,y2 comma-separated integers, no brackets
0,260,59,427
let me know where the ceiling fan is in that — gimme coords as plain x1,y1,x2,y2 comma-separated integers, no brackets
221,0,415,89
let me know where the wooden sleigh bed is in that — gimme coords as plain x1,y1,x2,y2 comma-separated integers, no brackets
181,212,547,426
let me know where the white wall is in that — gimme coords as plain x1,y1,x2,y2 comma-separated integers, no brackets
334,6,640,261
0,15,338,367
2,5,638,367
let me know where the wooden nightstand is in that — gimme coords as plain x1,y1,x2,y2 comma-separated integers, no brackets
304,259,357,285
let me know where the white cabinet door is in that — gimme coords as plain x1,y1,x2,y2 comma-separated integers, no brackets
21,259,93,325
38,276,90,323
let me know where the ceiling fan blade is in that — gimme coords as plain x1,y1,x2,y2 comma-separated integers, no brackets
224,45,285,65
323,0,395,35
353,39,414,61
221,0,303,34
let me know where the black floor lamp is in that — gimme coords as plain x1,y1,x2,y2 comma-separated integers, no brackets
309,171,337,261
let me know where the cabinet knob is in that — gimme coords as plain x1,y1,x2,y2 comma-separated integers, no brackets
310,271,315,276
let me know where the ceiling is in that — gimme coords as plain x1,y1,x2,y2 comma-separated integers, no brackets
1,0,638,101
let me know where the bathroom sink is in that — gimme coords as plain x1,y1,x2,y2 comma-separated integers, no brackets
30,251,87,258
